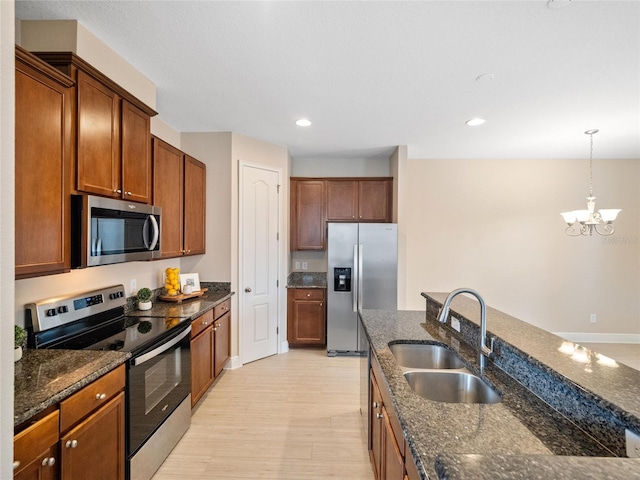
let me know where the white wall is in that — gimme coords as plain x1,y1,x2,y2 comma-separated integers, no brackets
404,158,640,337
2,1,15,476
390,146,408,309
292,157,390,177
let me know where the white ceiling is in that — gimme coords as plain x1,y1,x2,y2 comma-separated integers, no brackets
15,0,640,161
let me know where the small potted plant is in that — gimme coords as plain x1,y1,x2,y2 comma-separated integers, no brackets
137,287,153,311
15,325,26,362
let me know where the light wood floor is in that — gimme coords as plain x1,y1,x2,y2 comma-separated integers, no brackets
152,348,374,480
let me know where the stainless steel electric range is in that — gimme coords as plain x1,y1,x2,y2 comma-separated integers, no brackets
26,284,191,480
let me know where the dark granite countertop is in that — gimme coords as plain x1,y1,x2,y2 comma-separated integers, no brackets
14,349,129,427
435,454,640,480
15,283,234,428
359,306,640,480
286,272,327,288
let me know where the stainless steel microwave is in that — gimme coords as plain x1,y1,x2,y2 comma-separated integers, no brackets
71,195,162,268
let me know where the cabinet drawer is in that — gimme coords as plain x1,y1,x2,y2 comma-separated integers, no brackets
60,364,125,433
291,288,325,301
191,309,214,338
213,299,231,319
14,410,59,473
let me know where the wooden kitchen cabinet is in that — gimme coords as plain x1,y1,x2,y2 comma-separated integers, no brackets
60,393,125,480
35,52,156,204
13,410,59,480
152,137,206,258
326,178,392,222
15,46,74,279
287,288,326,346
290,179,326,250
213,299,232,377
191,310,214,407
370,361,406,480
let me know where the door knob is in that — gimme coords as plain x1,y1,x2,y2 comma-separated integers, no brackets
245,287,252,292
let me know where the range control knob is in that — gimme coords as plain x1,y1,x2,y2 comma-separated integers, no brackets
46,308,57,317
57,306,68,314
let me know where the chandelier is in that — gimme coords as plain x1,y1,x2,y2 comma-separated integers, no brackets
560,129,621,236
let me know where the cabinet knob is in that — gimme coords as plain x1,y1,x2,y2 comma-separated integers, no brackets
306,293,311,297
13,461,20,470
245,287,252,293
65,440,78,448
202,321,209,326
95,393,106,400
372,401,378,408
41,457,56,467
124,191,132,196
376,413,383,419
113,189,122,194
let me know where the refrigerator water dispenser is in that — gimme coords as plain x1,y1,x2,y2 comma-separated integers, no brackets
333,267,351,292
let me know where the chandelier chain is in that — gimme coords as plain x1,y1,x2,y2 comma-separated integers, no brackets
588,131,594,197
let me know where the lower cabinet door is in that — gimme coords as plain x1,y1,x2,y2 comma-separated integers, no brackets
191,326,214,407
14,446,58,480
214,312,231,377
383,406,405,480
60,392,125,480
370,372,384,480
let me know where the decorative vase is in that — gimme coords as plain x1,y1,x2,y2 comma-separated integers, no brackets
14,346,22,362
138,301,152,311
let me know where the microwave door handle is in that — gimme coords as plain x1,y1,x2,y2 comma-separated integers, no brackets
133,326,191,366
149,215,159,250
142,216,150,249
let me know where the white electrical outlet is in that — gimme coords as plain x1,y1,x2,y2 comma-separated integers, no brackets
590,313,597,323
302,261,308,270
626,429,640,458
130,279,137,293
294,261,301,269
451,317,461,332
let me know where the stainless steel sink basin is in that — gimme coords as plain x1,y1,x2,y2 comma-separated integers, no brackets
404,371,501,404
389,343,466,369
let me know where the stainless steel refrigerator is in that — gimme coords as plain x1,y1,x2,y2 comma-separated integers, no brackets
327,222,398,355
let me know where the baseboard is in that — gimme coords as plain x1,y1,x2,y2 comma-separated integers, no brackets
225,355,242,370
552,332,640,344
280,341,290,353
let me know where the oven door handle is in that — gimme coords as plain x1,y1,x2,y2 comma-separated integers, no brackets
133,326,191,366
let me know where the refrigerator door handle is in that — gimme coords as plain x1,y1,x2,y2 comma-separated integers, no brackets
353,244,358,312
358,244,364,312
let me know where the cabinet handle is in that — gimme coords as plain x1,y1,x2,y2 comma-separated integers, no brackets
41,457,56,467
306,293,311,297
65,440,78,448
124,191,132,196
95,393,106,400
13,461,20,470
320,303,323,306
372,401,378,408
113,189,122,194
376,412,383,420
202,321,209,326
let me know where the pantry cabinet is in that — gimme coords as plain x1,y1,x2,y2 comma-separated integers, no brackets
152,137,206,258
287,288,326,346
35,52,156,204
15,46,74,279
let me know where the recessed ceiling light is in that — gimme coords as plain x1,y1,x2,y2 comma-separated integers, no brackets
296,118,312,127
465,118,486,126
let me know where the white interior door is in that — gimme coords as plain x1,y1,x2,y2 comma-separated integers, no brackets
240,163,280,364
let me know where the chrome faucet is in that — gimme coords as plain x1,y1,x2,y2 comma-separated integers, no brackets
437,288,493,373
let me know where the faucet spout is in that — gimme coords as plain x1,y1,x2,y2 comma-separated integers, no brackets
437,288,493,373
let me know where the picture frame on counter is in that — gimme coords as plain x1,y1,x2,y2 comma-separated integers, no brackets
180,273,201,293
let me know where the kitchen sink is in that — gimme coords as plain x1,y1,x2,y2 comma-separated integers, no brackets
404,370,501,404
389,343,466,369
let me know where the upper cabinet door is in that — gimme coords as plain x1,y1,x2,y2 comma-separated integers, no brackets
291,180,326,250
76,70,121,198
152,137,184,259
358,180,391,222
183,155,206,256
15,48,74,279
326,180,358,221
121,101,151,204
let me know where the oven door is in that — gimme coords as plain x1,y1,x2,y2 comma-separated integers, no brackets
127,323,191,456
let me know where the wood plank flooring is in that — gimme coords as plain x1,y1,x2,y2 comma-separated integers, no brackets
152,348,374,480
